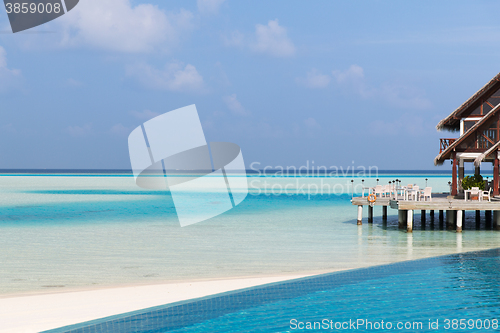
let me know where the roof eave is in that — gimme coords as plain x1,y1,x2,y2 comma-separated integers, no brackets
436,72,500,129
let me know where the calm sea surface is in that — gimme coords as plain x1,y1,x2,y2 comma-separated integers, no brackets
0,172,499,296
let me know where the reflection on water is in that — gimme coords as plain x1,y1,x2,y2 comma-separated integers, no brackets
0,174,499,296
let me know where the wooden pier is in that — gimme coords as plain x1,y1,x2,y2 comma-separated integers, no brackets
352,193,500,233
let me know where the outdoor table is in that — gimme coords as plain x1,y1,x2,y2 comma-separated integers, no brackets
406,188,419,201
361,187,373,198
464,190,481,202
395,186,406,200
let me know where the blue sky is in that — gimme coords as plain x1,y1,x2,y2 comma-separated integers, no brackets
0,0,499,170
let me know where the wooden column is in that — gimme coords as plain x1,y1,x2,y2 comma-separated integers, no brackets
452,153,458,196
421,210,426,230
457,210,463,233
382,206,387,221
368,205,373,223
493,211,500,230
357,205,363,225
446,210,456,230
458,159,464,193
494,157,499,196
407,210,413,233
398,210,407,229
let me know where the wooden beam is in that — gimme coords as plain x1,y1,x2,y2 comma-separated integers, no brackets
452,153,458,196
495,157,499,196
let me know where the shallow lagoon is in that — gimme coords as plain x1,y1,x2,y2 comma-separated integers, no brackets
0,173,498,296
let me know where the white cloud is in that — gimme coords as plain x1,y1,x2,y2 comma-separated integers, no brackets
67,78,83,87
126,62,204,93
224,19,295,57
223,94,249,116
2,123,16,133
369,113,426,137
65,124,92,137
332,65,431,109
296,69,330,89
302,117,321,138
251,20,295,57
0,46,22,91
197,0,226,15
332,65,369,97
59,0,194,53
223,31,245,47
304,117,321,130
110,123,129,135
332,65,365,83
379,84,432,110
129,109,160,120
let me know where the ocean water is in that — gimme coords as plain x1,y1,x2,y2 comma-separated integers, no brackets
0,172,499,296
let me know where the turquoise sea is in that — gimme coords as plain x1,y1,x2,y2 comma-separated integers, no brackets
1,171,499,297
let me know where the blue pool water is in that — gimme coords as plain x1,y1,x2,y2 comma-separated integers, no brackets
45,248,500,332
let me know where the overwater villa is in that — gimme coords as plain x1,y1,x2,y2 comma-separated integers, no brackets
435,72,500,196
352,72,500,233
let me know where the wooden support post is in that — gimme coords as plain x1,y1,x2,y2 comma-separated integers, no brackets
398,210,407,229
439,210,444,229
476,210,481,229
357,205,363,225
430,210,434,219
452,153,458,196
446,210,456,230
382,206,387,221
421,210,426,222
486,210,492,228
458,159,464,193
495,157,499,196
494,211,500,230
407,210,413,233
457,210,463,233
368,205,373,223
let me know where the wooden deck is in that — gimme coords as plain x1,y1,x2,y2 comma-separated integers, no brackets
351,193,500,232
352,193,500,211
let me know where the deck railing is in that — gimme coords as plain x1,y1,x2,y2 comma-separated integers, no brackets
440,138,456,153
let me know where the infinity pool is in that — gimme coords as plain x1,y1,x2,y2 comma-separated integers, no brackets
45,248,500,332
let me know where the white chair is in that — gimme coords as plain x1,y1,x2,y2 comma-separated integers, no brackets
373,185,384,198
419,187,432,201
383,185,391,197
408,185,419,201
482,188,492,202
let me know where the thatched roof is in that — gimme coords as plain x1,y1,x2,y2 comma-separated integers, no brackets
474,140,500,167
434,103,500,165
436,72,500,132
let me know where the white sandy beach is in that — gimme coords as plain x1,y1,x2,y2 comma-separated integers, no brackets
0,274,322,333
